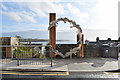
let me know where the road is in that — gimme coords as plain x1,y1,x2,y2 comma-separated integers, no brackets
0,58,119,80
1,71,119,80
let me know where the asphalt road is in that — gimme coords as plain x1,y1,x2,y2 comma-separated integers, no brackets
1,71,119,80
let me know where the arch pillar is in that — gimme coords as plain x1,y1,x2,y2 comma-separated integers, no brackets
49,13,56,58
81,34,84,57
77,34,84,57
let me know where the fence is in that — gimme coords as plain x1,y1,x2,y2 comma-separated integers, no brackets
0,45,53,67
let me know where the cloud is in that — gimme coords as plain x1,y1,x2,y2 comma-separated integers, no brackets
1,10,36,23
66,3,88,22
26,2,64,18
46,2,64,14
77,0,86,5
19,11,36,23
26,3,47,17
1,2,65,25
0,4,8,10
23,15,36,23
2,0,119,30
1,11,23,22
91,0,118,30
0,0,78,2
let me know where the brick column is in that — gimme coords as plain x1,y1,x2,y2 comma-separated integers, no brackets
6,47,11,58
49,13,56,58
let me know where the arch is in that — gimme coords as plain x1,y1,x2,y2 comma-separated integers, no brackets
48,17,83,47
48,16,84,58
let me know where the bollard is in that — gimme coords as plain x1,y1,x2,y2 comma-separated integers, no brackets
51,58,52,67
17,52,20,66
17,58,19,66
50,46,53,67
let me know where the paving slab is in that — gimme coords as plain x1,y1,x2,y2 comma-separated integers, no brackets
2,64,68,72
67,61,118,72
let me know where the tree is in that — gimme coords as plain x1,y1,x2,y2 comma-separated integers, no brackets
15,35,21,45
118,37,120,41
107,38,111,40
15,35,21,38
96,37,99,42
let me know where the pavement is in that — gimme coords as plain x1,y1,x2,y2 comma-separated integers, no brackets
0,58,119,72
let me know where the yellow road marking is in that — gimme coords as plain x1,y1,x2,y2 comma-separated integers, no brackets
0,71,69,76
104,72,120,75
104,72,108,74
2,71,66,73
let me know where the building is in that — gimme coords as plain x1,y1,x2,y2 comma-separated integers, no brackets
0,37,19,58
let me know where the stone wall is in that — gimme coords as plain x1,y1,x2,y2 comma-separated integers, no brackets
84,45,102,57
56,44,77,55
101,46,118,59
84,45,118,59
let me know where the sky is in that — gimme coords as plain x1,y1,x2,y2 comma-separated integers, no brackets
0,0,119,41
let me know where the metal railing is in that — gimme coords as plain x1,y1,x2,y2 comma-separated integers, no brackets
0,45,53,67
